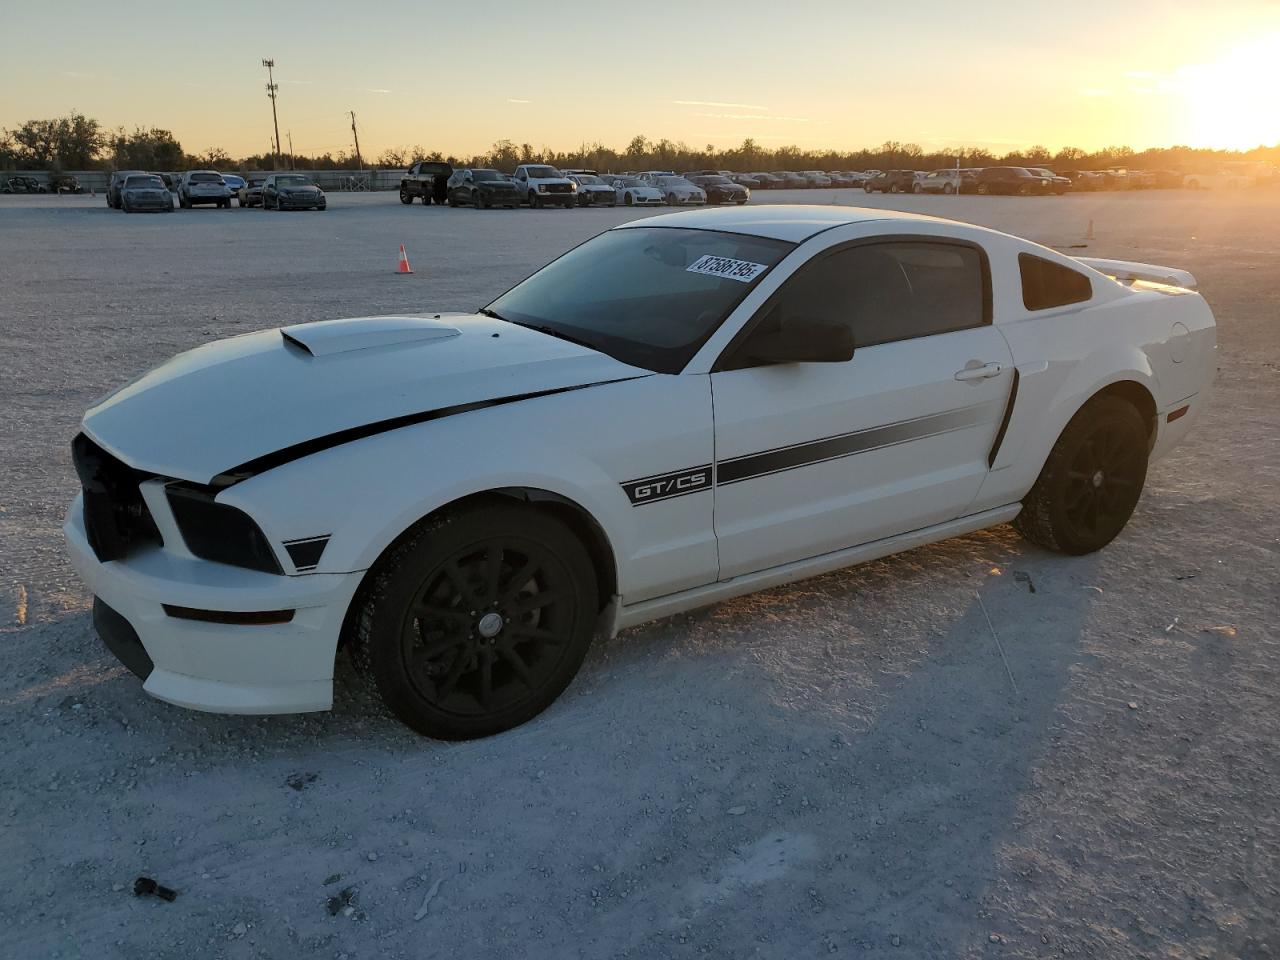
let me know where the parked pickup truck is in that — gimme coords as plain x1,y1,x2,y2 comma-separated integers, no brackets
400,161,454,206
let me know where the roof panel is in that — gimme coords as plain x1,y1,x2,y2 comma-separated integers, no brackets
614,204,941,242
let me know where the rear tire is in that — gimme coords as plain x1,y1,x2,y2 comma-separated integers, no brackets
1012,395,1149,555
350,502,599,740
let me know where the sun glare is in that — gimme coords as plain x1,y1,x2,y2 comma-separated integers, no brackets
1179,33,1280,150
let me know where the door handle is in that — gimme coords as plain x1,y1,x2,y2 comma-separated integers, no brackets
954,361,1005,382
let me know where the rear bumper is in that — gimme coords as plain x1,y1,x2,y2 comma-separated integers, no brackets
1151,387,1211,463
65,494,362,714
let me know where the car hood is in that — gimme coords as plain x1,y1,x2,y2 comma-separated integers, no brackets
82,313,650,484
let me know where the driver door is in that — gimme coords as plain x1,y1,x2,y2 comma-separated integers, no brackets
710,239,1014,579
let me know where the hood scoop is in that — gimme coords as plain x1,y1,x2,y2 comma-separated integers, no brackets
281,315,462,357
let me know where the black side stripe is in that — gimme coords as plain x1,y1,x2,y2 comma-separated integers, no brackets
209,375,650,487
987,369,1020,468
623,402,1002,506
717,403,1001,486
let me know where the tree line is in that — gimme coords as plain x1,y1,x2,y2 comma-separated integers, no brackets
4,112,1277,174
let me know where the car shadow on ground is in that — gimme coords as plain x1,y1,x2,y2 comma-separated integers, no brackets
2,524,1105,956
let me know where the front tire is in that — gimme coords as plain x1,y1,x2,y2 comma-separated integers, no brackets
400,189,413,204
1013,395,1149,555
351,502,599,740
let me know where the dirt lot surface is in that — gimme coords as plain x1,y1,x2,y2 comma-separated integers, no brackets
1,188,1277,959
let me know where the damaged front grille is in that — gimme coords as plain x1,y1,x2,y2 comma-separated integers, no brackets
71,433,163,562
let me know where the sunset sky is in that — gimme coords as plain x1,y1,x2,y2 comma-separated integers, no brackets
3,0,1278,159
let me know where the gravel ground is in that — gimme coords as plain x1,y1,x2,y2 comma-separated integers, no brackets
0,188,1276,959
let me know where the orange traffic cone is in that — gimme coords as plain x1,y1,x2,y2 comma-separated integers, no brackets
396,244,413,275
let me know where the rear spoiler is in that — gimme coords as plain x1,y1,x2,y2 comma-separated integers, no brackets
1073,257,1197,291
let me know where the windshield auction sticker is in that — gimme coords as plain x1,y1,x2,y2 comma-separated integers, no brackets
686,255,768,283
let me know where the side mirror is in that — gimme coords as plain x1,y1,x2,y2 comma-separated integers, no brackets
747,317,854,365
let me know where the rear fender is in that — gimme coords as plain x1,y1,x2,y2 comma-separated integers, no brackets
974,342,1158,510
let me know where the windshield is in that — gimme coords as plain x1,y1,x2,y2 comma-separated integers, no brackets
277,175,312,186
616,178,645,187
190,172,223,183
486,227,793,374
524,166,561,178
656,176,692,187
702,176,732,185
575,175,604,185
125,176,164,188
472,170,501,181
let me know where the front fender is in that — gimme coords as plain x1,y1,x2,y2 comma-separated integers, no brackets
218,375,717,604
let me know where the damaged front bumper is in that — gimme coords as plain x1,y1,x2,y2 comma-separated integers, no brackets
65,493,362,714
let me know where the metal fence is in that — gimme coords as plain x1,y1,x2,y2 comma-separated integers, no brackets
2,168,406,193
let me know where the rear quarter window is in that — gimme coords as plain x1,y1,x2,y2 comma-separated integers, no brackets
1019,253,1094,310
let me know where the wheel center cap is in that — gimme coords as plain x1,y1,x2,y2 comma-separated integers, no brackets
477,612,504,639
1092,470,1105,488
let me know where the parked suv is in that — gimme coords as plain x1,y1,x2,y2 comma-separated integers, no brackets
446,168,520,209
179,170,233,208
917,169,962,194
512,164,576,208
863,169,916,193
399,160,453,205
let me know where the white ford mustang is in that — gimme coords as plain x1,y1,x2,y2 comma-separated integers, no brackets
65,206,1216,739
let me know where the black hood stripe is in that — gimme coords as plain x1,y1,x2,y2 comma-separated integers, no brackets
210,375,649,487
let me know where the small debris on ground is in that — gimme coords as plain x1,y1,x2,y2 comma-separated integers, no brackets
413,875,448,921
1013,571,1036,593
133,876,177,902
326,886,357,917
286,772,318,791
1164,617,1180,633
1206,625,1237,637
323,873,342,886
1128,702,1140,710
726,805,747,816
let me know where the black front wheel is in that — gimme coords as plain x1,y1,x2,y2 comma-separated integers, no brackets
351,502,598,740
1013,395,1149,555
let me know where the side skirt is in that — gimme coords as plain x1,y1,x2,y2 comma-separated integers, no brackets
605,504,1022,637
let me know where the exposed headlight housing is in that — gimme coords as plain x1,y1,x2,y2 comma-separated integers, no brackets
166,484,283,574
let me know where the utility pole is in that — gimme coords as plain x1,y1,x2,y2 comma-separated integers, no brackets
262,58,281,167
286,131,295,169
349,110,363,172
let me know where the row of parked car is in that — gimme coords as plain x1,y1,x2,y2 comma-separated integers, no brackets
103,169,328,212
1,174,86,194
398,162,756,209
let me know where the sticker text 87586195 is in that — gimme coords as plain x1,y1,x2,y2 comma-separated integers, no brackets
686,255,768,284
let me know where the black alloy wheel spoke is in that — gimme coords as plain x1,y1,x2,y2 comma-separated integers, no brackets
402,538,572,715
500,645,536,690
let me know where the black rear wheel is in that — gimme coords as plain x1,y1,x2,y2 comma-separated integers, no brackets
351,502,598,739
1013,395,1149,555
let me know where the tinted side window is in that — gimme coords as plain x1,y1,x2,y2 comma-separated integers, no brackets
1019,253,1093,310
730,241,988,367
